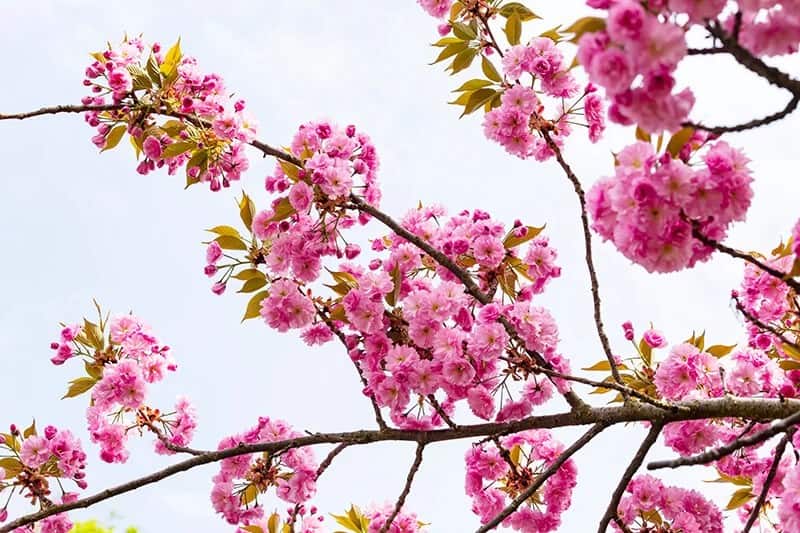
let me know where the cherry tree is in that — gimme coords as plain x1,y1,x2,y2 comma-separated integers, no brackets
1,1,800,532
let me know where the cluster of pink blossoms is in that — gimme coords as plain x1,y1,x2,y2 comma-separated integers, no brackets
51,315,197,463
363,503,427,533
738,254,797,350
416,0,451,18
201,120,381,298
0,424,86,531
83,36,256,190
614,475,723,532
579,0,694,133
340,206,567,428
210,417,318,526
587,138,753,272
465,430,577,531
725,0,800,57
483,44,605,160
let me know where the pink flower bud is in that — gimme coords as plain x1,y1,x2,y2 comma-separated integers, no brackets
437,23,451,36
211,282,226,295
344,243,361,259
643,329,666,348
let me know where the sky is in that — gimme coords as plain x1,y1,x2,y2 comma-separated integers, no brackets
1,1,799,531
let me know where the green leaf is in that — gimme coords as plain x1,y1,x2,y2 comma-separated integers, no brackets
240,484,258,506
146,54,162,86
23,419,36,438
505,13,522,46
241,527,263,533
185,149,209,187
0,457,23,478
242,290,269,322
539,25,563,42
503,225,545,249
779,359,800,371
564,16,606,44
639,338,653,367
509,444,521,466
431,41,469,64
214,235,247,250
499,2,540,21
85,361,103,380
269,197,297,222
279,160,302,181
83,318,104,350
726,487,755,510
160,119,185,137
452,78,493,92
207,225,241,237
432,36,464,47
635,126,651,143
451,21,477,40
128,64,152,90
783,342,800,360
63,377,98,399
385,264,402,307
160,38,182,80
161,141,196,159
706,344,737,358
233,269,264,281
238,277,268,293
481,56,502,82
450,47,478,74
461,88,496,116
581,360,629,372
239,192,256,229
666,127,694,158
101,125,126,152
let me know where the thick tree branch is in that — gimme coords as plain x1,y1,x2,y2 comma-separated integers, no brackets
4,397,800,531
379,443,426,533
597,423,663,533
647,409,800,470
742,432,791,532
476,423,608,533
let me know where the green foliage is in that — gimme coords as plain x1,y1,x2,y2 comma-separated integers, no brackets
70,520,138,533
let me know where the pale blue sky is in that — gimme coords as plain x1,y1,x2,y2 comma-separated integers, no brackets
1,1,799,531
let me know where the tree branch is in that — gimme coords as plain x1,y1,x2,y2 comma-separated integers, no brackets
476,423,608,533
691,224,800,293
741,432,791,533
4,397,800,531
597,422,663,533
647,409,800,470
685,94,800,134
379,443,426,533
316,443,351,478
540,130,623,390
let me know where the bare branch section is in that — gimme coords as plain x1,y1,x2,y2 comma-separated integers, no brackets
316,443,351,478
541,131,623,389
683,21,800,133
597,423,663,533
742,432,791,533
648,409,800,470
476,423,608,533
691,225,800,293
686,94,800,134
379,443,426,533
5,397,800,531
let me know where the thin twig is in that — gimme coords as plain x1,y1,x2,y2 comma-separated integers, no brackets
476,423,608,532
741,432,791,532
541,130,623,390
692,224,800,293
733,294,800,350
685,94,800,134
597,423,663,533
648,409,800,470
316,304,388,430
316,443,351,478
379,443,426,533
